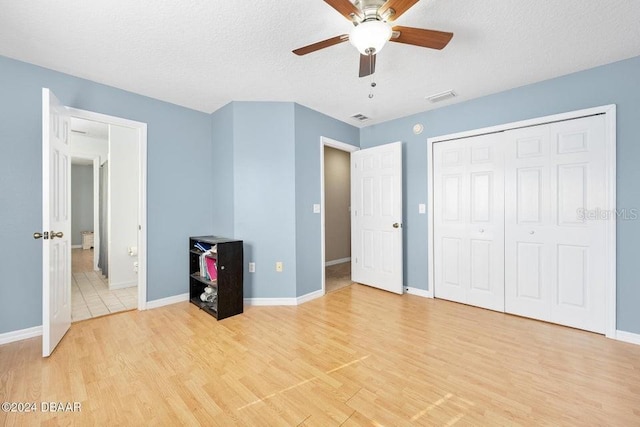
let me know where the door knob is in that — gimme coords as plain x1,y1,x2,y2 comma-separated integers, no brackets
33,232,48,239
479,229,485,233
50,231,64,239
393,223,401,228
529,230,535,235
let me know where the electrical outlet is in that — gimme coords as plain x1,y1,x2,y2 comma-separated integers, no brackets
276,262,283,272
313,204,321,213
248,262,255,273
419,203,426,214
133,261,138,273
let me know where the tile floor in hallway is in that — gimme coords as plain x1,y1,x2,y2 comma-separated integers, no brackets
71,249,137,321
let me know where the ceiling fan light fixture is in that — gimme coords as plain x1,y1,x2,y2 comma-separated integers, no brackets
349,20,392,55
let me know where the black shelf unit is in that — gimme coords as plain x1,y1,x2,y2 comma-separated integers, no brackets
189,236,243,320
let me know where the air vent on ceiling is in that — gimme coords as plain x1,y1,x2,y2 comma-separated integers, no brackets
351,113,370,122
425,90,457,103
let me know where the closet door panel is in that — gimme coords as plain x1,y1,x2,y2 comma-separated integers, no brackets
434,141,468,303
548,115,607,333
505,115,607,333
505,125,552,320
434,134,505,311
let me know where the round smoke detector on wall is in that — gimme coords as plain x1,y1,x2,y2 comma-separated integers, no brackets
413,124,424,135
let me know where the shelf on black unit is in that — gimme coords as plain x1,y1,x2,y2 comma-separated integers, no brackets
189,236,243,320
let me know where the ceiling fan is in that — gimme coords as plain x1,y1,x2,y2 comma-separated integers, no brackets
292,0,454,78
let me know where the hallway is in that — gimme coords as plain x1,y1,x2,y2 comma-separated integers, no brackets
71,248,137,321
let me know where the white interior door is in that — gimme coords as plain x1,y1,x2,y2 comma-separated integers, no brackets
433,133,506,311
351,142,403,294
505,115,607,333
42,88,72,357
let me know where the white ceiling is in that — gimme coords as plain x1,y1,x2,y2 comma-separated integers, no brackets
1,1,639,127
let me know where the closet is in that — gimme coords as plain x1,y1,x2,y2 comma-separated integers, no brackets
432,112,611,334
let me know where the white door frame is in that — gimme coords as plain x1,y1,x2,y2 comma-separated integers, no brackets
67,107,148,310
427,105,617,338
320,136,359,295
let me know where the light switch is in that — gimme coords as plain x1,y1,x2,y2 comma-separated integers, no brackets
419,203,426,214
313,204,321,213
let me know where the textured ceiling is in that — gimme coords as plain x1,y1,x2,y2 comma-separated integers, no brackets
1,1,639,127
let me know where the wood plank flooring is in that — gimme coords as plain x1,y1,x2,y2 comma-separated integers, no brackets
1,284,639,426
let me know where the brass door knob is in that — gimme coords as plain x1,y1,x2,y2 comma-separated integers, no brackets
50,231,64,239
393,223,400,228
33,232,43,239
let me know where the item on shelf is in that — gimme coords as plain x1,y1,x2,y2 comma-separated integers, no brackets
189,236,243,320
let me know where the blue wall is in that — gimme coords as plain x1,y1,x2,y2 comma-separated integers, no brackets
3,51,638,336
0,56,213,334
233,102,298,298
294,104,359,297
210,102,235,237
208,102,358,299
360,55,640,334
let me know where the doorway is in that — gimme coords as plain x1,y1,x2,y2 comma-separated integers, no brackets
320,137,359,294
69,117,140,321
69,109,146,322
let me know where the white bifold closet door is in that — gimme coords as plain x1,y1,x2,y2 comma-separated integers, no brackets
433,133,506,311
504,115,607,333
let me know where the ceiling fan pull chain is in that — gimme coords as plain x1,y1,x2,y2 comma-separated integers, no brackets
368,54,376,99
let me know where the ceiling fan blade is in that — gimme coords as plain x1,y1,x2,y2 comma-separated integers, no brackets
324,0,361,21
359,53,377,77
379,0,419,22
391,26,453,50
292,34,349,56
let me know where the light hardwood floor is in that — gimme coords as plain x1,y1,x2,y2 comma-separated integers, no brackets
1,284,639,426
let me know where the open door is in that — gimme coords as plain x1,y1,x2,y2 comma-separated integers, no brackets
351,142,403,294
40,88,72,357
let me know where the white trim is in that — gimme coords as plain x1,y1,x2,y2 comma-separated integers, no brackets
320,136,359,296
427,104,617,336
325,257,351,267
603,105,617,338
109,280,137,290
615,330,640,346
405,287,433,298
71,244,82,249
297,289,324,304
244,289,325,307
146,293,189,309
244,297,297,306
66,107,148,310
428,105,615,144
0,325,42,345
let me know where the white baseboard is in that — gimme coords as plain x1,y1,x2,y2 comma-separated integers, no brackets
71,244,82,249
325,257,351,267
146,293,189,309
297,289,324,304
244,297,298,306
0,325,42,345
616,330,640,345
405,286,433,298
109,280,137,291
244,289,325,306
